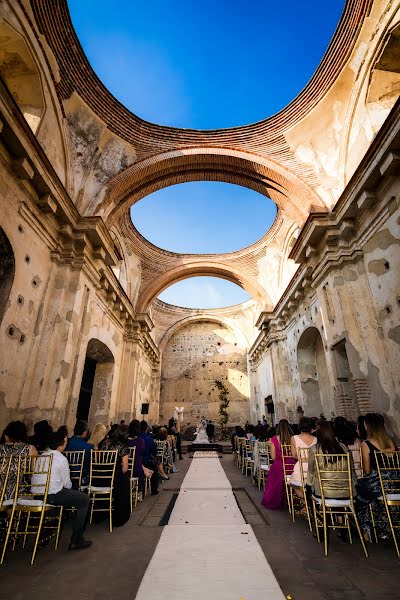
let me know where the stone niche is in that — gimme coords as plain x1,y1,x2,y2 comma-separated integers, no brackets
159,320,250,426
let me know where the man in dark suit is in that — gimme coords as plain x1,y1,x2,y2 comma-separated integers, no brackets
206,420,215,443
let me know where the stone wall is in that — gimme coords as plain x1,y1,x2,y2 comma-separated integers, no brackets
249,106,400,436
160,321,250,427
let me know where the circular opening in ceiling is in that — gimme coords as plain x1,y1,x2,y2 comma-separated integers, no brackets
130,182,277,254
68,0,345,129
158,277,251,309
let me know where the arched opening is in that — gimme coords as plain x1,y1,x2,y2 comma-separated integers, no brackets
158,277,251,309
130,182,277,254
137,262,271,312
0,227,15,326
0,22,45,133
77,339,115,424
159,319,250,430
297,327,331,417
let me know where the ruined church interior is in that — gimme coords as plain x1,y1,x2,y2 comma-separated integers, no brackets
0,0,400,598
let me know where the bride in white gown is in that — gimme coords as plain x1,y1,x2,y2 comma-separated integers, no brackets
193,417,209,444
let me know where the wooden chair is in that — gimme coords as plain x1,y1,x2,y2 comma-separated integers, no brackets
375,450,400,557
64,450,85,490
87,450,117,532
312,452,368,557
1,454,63,565
128,446,139,512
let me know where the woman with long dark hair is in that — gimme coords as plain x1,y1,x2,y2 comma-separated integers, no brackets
356,413,398,540
307,421,353,499
0,421,37,500
261,419,295,510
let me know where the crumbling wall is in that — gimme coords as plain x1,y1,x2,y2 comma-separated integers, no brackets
160,321,250,427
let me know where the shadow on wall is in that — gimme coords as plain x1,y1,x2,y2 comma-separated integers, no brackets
159,320,250,426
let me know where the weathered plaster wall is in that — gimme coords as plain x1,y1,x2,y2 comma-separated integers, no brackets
249,121,400,436
160,321,250,427
0,122,156,433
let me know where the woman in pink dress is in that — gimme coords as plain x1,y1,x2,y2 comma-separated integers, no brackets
261,419,295,510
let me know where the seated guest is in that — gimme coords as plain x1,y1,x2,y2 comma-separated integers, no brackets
0,421,38,500
245,424,256,441
29,420,53,453
334,417,362,478
57,425,69,443
261,419,295,510
157,427,173,479
356,413,398,541
289,416,317,501
31,431,92,550
140,421,159,496
88,423,107,449
98,424,130,527
231,425,245,451
307,421,354,499
66,420,93,485
127,419,145,501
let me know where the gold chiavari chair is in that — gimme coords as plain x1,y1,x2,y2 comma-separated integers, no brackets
312,452,368,557
0,455,12,545
128,446,139,512
375,450,400,557
87,450,117,532
1,454,63,565
156,440,167,471
297,447,313,532
242,439,255,476
234,436,242,468
64,450,85,490
257,442,270,490
281,444,297,519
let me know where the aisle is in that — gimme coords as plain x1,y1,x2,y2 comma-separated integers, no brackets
135,454,285,600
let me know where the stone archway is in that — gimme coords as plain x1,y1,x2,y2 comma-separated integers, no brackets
136,263,272,313
77,339,115,425
0,227,15,327
297,327,331,417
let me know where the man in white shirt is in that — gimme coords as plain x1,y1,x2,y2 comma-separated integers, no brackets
32,430,92,550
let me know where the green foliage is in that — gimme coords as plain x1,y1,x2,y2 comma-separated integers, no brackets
213,379,230,439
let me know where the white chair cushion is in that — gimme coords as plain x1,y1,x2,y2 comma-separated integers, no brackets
16,499,57,509
261,465,270,471
2,499,14,507
378,494,400,501
17,498,44,506
312,495,351,507
89,486,111,493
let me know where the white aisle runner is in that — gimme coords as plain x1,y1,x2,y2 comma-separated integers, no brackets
135,455,285,600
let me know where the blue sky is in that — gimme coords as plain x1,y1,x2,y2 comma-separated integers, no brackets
130,182,276,254
69,0,344,307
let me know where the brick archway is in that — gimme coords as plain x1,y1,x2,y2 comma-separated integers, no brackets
88,148,326,225
137,262,272,313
